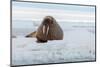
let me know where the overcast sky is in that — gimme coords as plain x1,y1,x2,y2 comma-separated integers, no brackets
12,1,95,28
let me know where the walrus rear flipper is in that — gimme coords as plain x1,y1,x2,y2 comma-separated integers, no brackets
26,34,31,37
25,31,36,38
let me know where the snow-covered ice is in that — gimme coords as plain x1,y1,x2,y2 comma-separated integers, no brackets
12,25,95,65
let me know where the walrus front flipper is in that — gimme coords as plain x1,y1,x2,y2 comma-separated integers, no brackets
36,39,47,43
36,35,48,43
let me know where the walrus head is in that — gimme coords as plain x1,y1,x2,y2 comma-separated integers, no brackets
42,16,54,36
42,16,53,25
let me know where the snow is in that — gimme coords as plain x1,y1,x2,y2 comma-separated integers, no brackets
12,27,95,66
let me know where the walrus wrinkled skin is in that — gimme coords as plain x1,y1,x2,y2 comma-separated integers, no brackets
26,16,63,43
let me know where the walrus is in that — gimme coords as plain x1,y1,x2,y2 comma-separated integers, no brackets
26,16,63,43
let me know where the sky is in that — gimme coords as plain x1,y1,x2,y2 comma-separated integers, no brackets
12,1,95,28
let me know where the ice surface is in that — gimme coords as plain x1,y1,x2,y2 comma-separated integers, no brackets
12,26,95,65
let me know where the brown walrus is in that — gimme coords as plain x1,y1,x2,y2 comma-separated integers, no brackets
26,16,63,43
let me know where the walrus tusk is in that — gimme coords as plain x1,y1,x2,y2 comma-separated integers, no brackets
46,25,49,36
43,25,45,34
42,25,49,36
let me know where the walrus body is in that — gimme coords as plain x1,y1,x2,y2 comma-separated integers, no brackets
36,16,63,43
